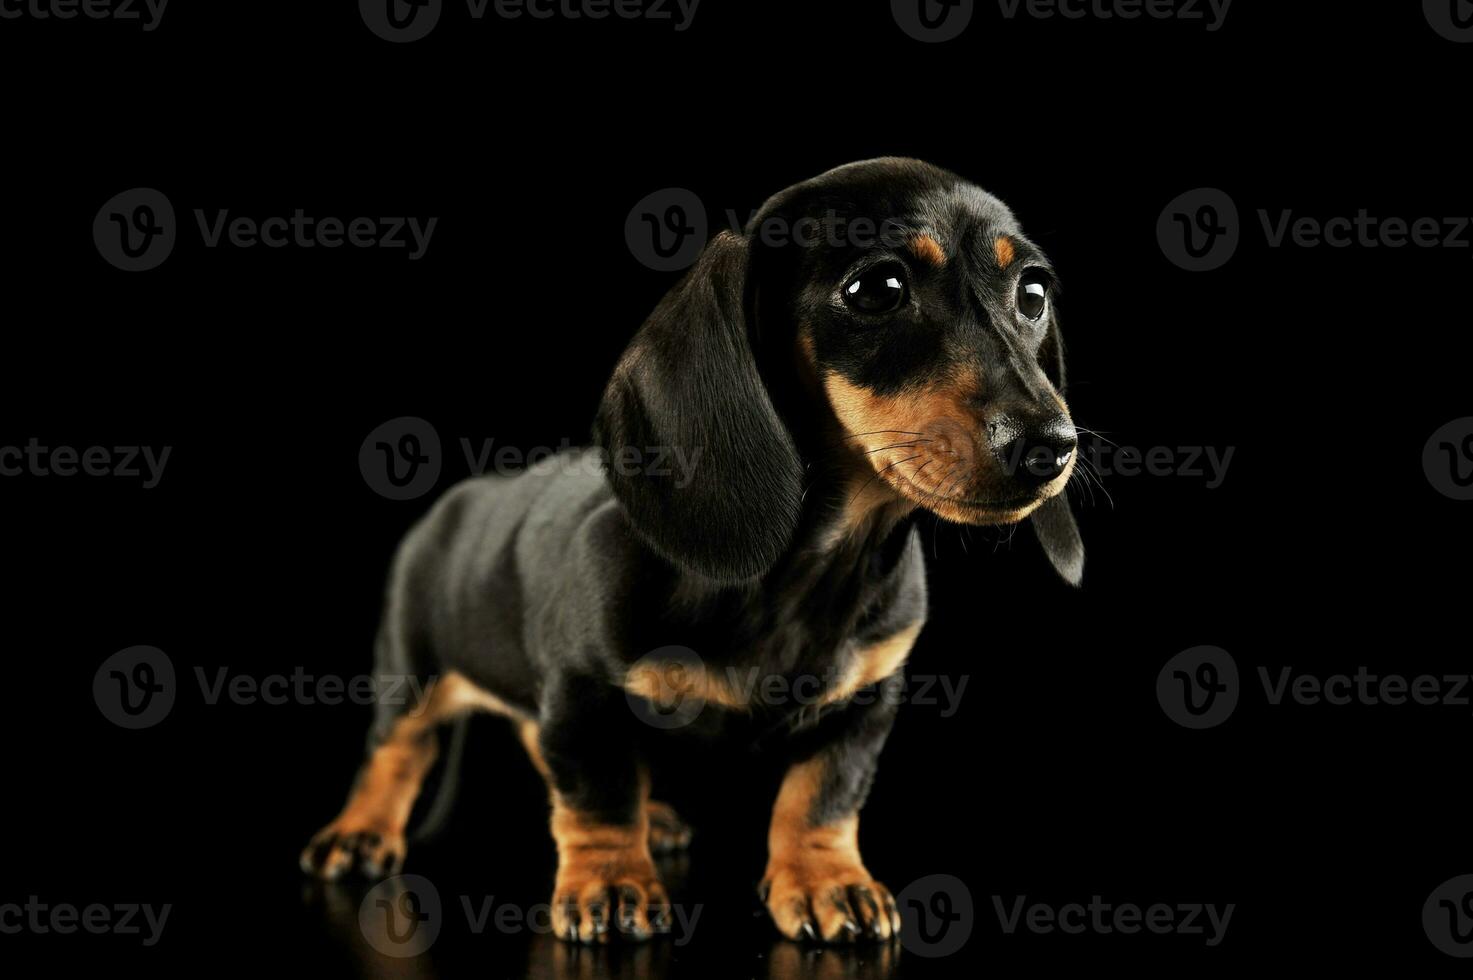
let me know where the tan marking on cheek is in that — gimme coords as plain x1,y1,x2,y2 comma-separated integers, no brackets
994,235,1016,268
822,372,981,474
909,234,946,267
823,622,924,706
798,326,818,369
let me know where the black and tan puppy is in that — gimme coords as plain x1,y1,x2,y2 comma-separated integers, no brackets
301,158,1085,944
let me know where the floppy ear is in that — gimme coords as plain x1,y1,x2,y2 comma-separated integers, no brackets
1031,311,1085,586
595,231,804,583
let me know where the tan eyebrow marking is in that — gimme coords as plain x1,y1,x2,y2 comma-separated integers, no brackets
994,235,1016,268
909,234,946,267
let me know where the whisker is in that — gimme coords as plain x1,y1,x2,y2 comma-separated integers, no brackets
843,429,925,440
1074,461,1113,510
863,439,932,455
844,453,924,510
1073,426,1119,448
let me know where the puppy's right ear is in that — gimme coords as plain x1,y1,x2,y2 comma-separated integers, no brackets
595,231,803,583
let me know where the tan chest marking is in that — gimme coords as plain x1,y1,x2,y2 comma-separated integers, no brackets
625,622,923,714
623,659,750,711
823,622,924,706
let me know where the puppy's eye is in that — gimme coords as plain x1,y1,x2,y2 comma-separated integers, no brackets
842,263,909,315
1016,269,1052,321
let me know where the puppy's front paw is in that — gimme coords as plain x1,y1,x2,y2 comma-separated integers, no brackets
300,820,406,880
761,858,900,943
552,853,671,944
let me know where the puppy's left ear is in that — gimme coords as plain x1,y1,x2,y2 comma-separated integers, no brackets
595,231,804,583
1031,312,1085,586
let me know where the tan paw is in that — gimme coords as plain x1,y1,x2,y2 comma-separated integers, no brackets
761,859,900,943
551,852,671,944
299,820,406,880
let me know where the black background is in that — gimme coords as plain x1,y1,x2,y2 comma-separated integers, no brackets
2,1,1471,975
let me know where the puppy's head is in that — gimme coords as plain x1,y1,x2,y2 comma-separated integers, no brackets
755,159,1076,529
597,158,1084,585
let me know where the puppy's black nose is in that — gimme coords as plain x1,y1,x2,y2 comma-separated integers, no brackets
998,426,1077,484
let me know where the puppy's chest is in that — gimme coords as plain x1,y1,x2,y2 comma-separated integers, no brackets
624,621,924,718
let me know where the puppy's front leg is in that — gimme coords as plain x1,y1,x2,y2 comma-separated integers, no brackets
762,701,902,943
540,674,670,944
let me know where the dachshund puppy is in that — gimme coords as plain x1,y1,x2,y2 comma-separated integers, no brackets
301,158,1085,944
